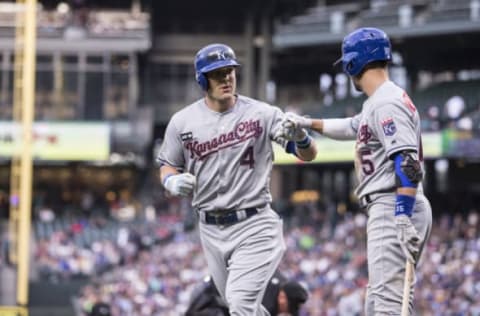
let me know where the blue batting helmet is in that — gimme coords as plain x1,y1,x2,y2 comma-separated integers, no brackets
334,27,391,76
194,43,240,90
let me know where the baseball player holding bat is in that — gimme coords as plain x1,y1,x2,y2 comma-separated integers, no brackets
280,27,432,315
157,43,316,315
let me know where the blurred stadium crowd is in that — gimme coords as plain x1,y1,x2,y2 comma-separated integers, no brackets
19,197,479,316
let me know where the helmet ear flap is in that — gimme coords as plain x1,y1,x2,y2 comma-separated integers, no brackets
196,72,208,91
342,52,359,76
346,60,354,73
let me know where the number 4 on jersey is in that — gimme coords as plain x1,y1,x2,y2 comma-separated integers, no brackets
240,146,255,168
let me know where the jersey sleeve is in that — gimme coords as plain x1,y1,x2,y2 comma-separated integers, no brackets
156,118,185,168
373,103,418,158
267,105,285,140
350,113,361,133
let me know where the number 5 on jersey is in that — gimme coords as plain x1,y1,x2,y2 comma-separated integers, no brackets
359,149,374,175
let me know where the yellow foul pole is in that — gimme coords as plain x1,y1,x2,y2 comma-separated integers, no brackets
16,0,36,306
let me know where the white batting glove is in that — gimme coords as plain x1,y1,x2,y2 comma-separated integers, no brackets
285,112,313,129
395,214,421,264
277,112,313,142
163,173,196,197
281,119,309,142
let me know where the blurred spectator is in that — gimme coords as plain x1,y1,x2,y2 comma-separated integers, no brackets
79,285,111,316
38,206,56,223
423,105,441,131
81,192,95,214
91,302,111,316
444,95,466,122
456,115,473,131
337,282,364,316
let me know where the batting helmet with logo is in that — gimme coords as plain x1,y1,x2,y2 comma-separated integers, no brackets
194,43,240,91
334,27,391,77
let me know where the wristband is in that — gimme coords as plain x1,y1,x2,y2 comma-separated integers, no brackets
395,194,415,217
296,135,311,149
286,141,296,154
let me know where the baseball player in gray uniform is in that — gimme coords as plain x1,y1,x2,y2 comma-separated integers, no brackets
280,28,432,315
156,43,316,316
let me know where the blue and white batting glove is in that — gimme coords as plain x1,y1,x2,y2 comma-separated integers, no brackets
395,214,420,264
163,173,196,197
281,119,309,142
281,112,313,143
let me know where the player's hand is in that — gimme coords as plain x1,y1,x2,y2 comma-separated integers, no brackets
395,214,420,264
281,119,309,142
285,112,313,129
163,173,196,197
279,113,311,142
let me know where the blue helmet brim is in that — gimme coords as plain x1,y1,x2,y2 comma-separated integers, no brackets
333,52,357,66
333,56,343,67
200,60,240,74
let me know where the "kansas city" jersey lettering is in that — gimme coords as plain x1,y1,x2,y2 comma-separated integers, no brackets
184,119,263,159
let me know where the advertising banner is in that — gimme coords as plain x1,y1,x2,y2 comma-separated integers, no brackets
0,122,110,161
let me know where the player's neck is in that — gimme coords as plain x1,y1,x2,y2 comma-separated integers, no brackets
205,94,237,113
361,69,389,97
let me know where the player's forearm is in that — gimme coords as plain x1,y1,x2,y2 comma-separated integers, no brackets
315,118,357,140
296,141,317,161
393,151,423,217
310,118,324,134
159,165,179,183
397,187,417,197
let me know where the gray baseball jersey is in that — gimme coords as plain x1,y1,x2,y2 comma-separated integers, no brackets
342,81,432,314
351,80,424,199
157,94,287,211
157,95,288,316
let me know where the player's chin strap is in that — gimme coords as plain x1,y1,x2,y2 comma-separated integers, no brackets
393,151,423,217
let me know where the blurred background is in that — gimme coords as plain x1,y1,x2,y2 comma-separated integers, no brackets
1,0,480,315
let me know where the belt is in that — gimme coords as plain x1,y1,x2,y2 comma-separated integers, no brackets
199,207,259,225
359,188,396,208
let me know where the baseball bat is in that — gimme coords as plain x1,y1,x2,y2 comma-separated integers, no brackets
401,260,414,316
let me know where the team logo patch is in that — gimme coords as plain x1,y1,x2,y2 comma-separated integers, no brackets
381,118,397,136
181,132,193,141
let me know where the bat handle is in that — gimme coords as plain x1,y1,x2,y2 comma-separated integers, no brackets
401,260,414,316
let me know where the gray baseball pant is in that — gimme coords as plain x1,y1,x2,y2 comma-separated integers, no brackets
364,193,432,315
199,206,285,316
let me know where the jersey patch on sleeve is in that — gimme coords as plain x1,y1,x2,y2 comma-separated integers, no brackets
180,132,193,141
381,118,397,136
